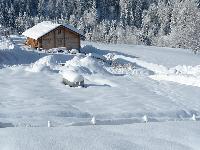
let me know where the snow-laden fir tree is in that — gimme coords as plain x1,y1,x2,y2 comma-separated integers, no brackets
1,0,200,52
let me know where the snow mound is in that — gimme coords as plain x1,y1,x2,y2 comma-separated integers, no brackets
26,55,56,72
62,70,84,82
60,55,117,87
0,46,47,67
63,55,111,75
70,49,79,54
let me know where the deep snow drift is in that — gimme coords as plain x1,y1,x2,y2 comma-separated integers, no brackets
0,36,200,150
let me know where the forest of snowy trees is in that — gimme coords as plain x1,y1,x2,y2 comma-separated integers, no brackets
0,0,200,52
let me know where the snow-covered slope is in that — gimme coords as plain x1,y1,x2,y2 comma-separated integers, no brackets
0,36,200,149
1,121,200,150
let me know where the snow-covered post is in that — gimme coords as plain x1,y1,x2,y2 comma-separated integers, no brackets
192,114,196,121
62,70,84,87
91,116,96,125
48,121,51,127
143,115,148,123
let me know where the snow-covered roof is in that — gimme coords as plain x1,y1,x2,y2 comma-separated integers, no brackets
22,21,84,40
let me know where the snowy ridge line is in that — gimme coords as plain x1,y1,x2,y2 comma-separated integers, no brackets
3,115,199,128
114,54,200,87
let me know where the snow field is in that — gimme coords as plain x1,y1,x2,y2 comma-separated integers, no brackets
0,39,199,129
1,36,200,149
1,121,200,150
1,38,200,127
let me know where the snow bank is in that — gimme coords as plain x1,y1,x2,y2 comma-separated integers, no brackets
25,53,75,73
0,46,47,66
62,55,111,75
81,45,153,76
26,55,55,72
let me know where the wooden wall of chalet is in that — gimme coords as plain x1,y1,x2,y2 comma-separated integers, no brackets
40,26,81,50
64,28,80,50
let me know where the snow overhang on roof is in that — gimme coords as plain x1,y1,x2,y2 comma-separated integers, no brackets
22,21,84,40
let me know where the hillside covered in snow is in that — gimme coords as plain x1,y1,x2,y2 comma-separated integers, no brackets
0,35,200,149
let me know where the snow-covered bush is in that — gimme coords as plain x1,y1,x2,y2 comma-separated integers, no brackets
61,70,84,87
70,49,79,54
62,55,111,75
26,55,56,72
47,47,67,54
0,36,14,50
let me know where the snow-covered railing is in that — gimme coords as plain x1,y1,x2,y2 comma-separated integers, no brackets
4,114,199,128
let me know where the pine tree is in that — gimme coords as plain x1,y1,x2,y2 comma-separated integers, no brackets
170,0,200,53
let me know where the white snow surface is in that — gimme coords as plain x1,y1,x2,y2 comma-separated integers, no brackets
1,121,200,150
0,37,200,149
22,21,84,40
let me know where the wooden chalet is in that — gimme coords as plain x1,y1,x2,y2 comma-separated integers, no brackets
22,21,84,50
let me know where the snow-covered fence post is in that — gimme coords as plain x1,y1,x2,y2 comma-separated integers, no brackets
143,115,148,123
48,121,51,127
192,114,196,121
91,116,96,125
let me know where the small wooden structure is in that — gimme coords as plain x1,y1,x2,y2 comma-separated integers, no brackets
22,21,84,50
